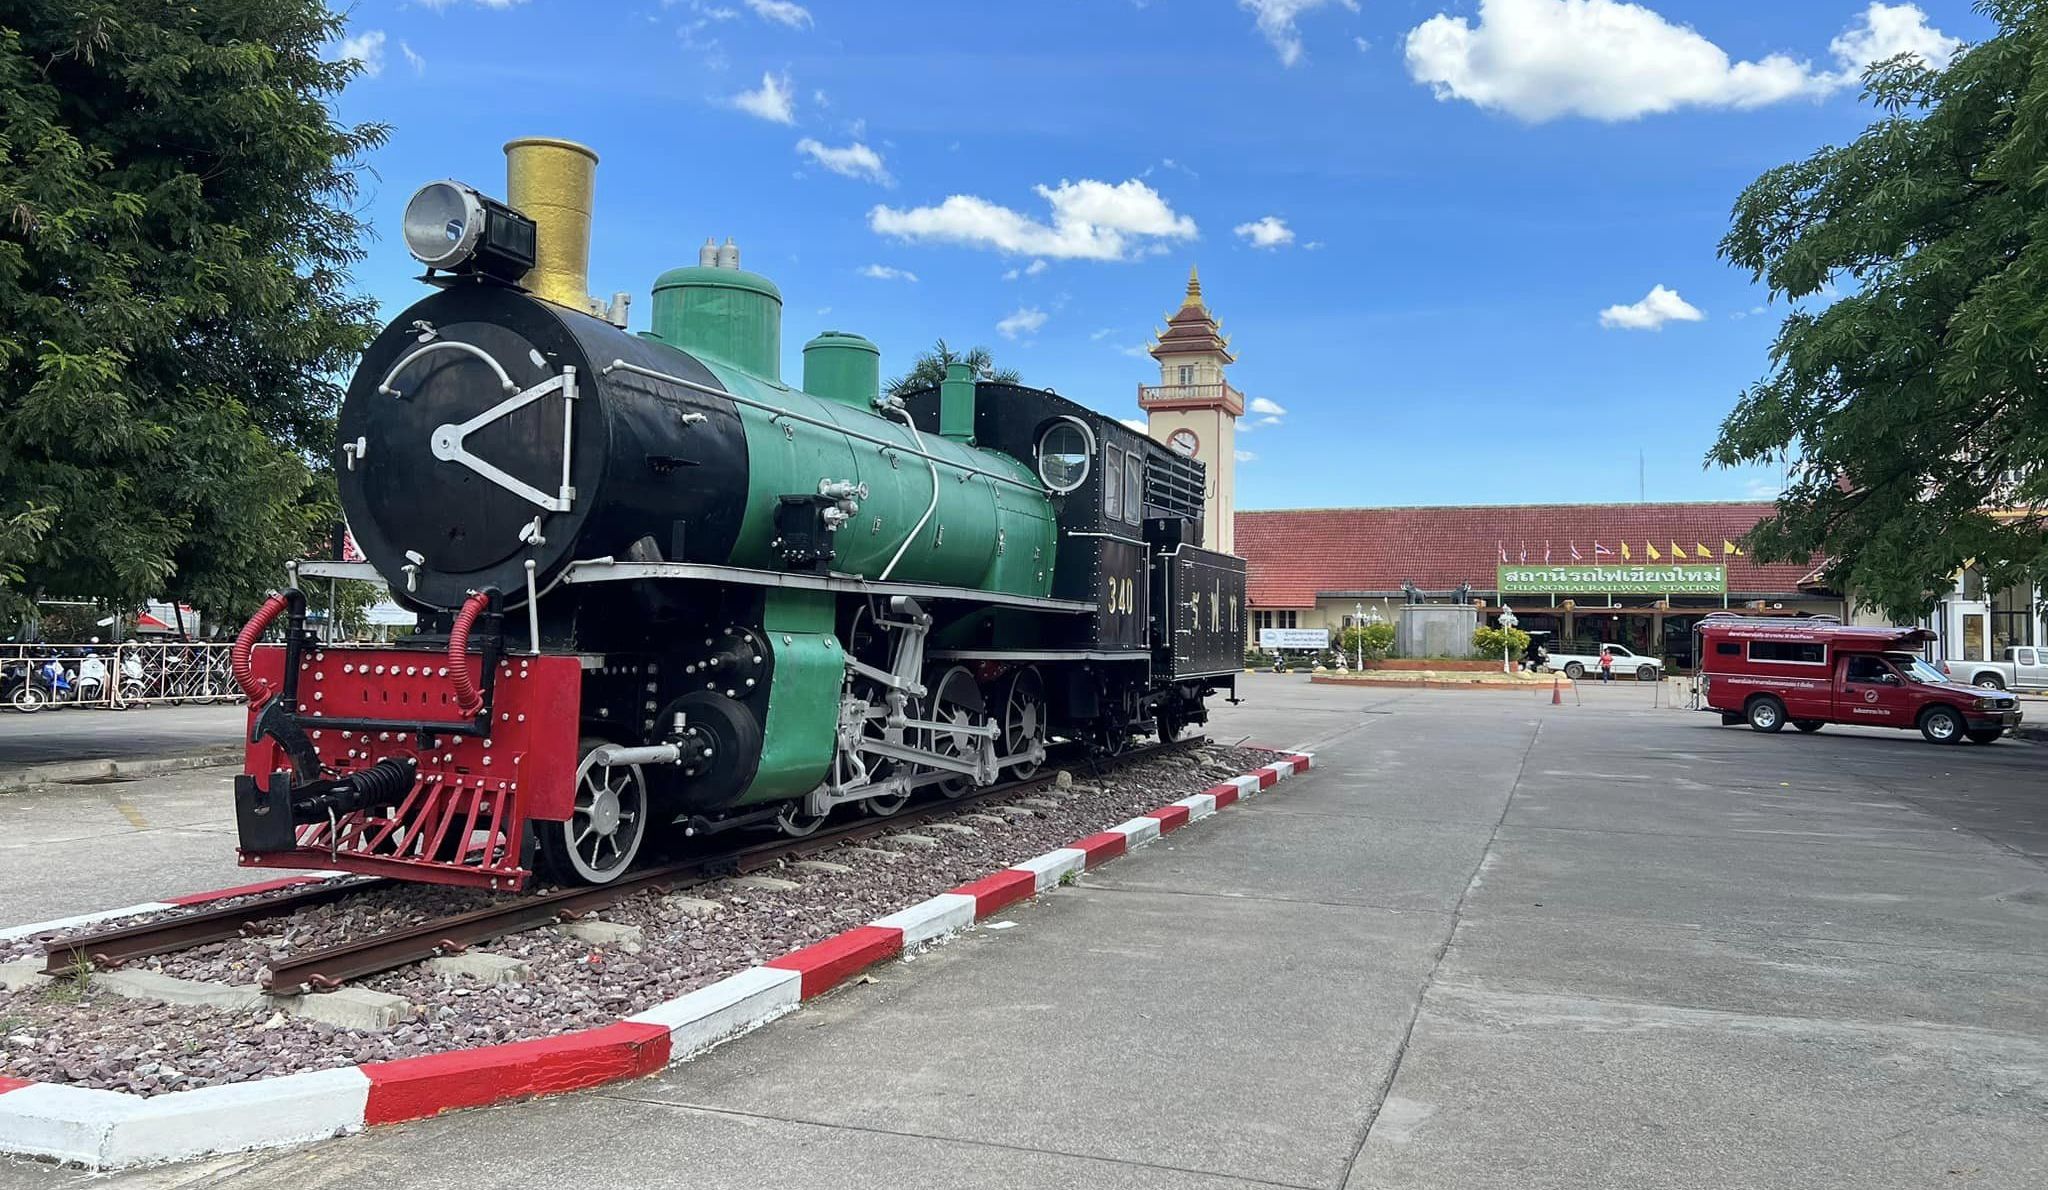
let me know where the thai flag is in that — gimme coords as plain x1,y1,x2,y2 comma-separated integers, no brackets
1544,540,1552,563
1569,541,1583,561
1498,541,1507,562
1519,542,1527,563
1593,541,1613,557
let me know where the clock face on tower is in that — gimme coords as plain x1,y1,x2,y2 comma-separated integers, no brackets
1167,428,1200,458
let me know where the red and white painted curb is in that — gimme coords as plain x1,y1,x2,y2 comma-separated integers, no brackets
0,752,1313,1168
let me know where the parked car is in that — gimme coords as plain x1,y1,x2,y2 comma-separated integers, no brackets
1696,615,2022,744
1942,646,2048,691
1545,642,1663,681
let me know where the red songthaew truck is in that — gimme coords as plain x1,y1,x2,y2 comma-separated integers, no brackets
1694,614,2024,745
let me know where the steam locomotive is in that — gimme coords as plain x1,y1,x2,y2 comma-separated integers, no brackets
232,137,1245,890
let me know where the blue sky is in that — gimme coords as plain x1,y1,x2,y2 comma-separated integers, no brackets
325,0,1990,511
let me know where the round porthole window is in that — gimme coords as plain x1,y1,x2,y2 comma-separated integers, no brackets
1036,418,1094,493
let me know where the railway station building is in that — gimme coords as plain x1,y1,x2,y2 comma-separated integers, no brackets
1231,503,1840,670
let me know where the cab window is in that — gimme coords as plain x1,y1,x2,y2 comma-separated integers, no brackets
1104,449,1123,520
1844,656,1893,684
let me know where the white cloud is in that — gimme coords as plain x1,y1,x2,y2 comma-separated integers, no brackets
1831,3,1960,74
1236,449,1259,463
997,307,1048,339
1249,396,1288,416
1599,284,1705,330
731,71,796,124
872,179,1197,262
1090,327,1117,341
796,138,892,185
1234,216,1296,249
399,40,425,75
421,0,530,8
1239,0,1359,67
337,30,385,77
1118,344,1153,358
1355,36,1372,53
745,0,813,28
1405,0,1959,123
1119,417,1150,433
860,264,918,282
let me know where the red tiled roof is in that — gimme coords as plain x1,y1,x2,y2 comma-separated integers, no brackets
1234,503,1825,607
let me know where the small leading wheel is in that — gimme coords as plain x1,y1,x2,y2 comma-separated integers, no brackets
1746,696,1786,733
776,801,830,836
1793,720,1824,733
996,667,1046,780
1919,705,1965,745
534,740,649,885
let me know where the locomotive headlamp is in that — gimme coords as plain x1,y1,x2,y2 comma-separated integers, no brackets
402,180,537,283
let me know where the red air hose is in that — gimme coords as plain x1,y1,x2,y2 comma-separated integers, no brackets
448,591,493,716
232,592,293,707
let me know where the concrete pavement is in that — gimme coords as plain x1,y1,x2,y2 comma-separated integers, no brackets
4,674,2045,1188
0,705,242,771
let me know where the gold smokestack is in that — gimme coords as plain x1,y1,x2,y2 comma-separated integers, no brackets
503,137,597,311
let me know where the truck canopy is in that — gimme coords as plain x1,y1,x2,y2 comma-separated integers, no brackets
1695,616,1934,654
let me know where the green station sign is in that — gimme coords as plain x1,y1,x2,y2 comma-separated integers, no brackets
1497,563,1728,596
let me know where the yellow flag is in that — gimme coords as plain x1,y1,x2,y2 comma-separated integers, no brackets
1669,542,1687,559
1621,542,1632,560
1696,542,1711,557
1723,540,1743,557
1646,542,1661,560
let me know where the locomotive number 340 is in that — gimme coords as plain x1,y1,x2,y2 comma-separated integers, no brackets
1105,575,1137,615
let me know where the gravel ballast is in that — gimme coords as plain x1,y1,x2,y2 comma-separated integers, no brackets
0,742,1279,1095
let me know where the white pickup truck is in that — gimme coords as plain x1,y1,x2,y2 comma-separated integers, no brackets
1944,646,2048,691
1543,642,1664,682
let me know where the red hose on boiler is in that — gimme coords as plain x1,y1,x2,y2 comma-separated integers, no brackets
448,590,493,716
232,592,293,707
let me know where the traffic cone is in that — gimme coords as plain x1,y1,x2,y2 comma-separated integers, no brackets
1551,676,1563,705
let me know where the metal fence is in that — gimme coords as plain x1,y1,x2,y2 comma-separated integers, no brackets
0,642,246,712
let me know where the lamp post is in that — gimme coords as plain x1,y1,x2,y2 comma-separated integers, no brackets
1498,608,1518,674
1354,601,1365,672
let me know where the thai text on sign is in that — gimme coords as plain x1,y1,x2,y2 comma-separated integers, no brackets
1496,564,1727,595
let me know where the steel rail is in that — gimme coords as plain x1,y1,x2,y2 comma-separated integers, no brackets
259,737,1195,993
38,879,384,976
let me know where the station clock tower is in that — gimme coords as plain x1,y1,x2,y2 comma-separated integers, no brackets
1140,267,1244,553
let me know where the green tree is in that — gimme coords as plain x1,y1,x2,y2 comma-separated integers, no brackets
1337,621,1395,663
1709,2,2048,619
1471,625,1530,662
885,338,1022,396
0,1,387,626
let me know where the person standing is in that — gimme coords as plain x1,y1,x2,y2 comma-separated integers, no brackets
1598,646,1614,684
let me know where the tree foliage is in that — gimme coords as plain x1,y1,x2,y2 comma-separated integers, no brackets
1710,1,2048,619
0,1,387,624
885,338,1022,396
1471,625,1530,661
1337,621,1395,662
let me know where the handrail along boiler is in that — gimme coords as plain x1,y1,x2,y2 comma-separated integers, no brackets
232,138,1246,890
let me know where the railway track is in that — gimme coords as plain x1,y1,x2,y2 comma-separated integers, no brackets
39,737,1196,996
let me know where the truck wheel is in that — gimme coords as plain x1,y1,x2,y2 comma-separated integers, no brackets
1918,706,1965,744
1964,728,2004,744
1746,696,1786,733
1793,720,1824,733
1636,664,1657,682
1972,673,2006,690
1563,662,1585,680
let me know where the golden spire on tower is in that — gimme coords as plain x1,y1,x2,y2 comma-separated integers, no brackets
1182,264,1203,308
